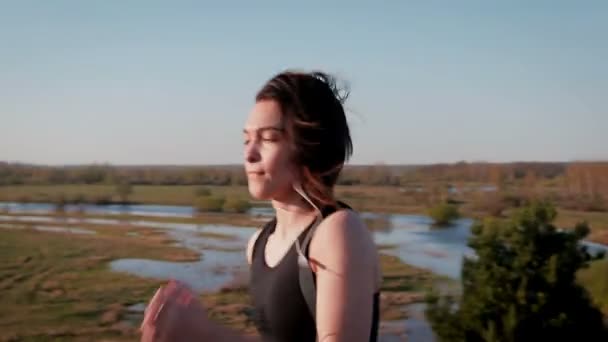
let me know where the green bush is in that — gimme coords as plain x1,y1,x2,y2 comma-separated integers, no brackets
428,203,460,226
115,180,132,203
92,195,112,205
195,196,226,213
194,187,212,197
223,198,252,213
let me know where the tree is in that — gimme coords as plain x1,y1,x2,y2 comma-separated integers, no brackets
522,170,538,199
473,192,508,217
426,202,608,341
115,180,133,204
362,164,392,185
428,202,460,226
78,165,112,184
488,164,507,192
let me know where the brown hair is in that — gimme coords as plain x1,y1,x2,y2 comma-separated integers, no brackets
255,71,353,208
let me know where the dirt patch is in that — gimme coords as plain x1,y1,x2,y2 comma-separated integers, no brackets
593,231,608,245
380,291,426,321
100,303,124,326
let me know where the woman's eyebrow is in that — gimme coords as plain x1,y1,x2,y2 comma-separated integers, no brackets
243,126,284,134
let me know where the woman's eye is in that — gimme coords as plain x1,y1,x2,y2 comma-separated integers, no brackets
261,133,279,142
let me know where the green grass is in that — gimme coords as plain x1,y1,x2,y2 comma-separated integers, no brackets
0,227,200,341
377,243,399,251
556,209,608,229
556,209,608,244
578,258,608,315
200,286,258,336
1,210,261,228
0,219,200,251
0,185,251,206
380,254,436,293
195,231,240,240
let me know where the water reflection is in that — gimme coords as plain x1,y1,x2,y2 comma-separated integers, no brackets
2,201,271,219
373,216,475,279
33,226,96,235
109,222,252,293
364,214,394,233
110,251,247,293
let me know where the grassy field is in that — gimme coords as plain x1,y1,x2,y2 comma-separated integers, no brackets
0,227,200,341
1,210,262,228
578,258,608,315
0,185,251,206
0,217,240,245
555,209,608,245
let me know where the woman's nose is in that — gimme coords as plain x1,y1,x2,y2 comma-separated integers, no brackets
244,141,261,163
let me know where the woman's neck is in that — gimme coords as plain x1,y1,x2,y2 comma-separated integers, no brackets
271,191,317,240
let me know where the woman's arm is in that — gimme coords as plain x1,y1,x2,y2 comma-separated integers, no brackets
309,210,379,342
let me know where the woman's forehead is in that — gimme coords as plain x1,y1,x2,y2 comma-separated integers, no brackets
244,100,283,130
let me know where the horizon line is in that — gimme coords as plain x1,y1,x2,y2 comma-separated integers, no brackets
3,159,607,168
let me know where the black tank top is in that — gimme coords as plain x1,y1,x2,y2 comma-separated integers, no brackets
249,206,380,342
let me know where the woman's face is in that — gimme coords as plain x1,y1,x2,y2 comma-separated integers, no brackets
243,100,297,200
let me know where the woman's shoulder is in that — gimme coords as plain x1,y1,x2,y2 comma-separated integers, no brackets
309,204,381,288
321,200,363,228
311,206,375,258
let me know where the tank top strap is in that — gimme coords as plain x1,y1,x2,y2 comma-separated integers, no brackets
251,218,276,264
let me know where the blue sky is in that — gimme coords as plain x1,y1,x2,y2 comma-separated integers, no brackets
1,1,606,165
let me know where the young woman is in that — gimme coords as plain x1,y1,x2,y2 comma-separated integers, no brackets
140,71,381,342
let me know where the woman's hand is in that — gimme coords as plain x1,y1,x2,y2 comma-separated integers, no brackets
140,280,209,342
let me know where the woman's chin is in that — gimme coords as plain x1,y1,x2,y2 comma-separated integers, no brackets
247,184,272,201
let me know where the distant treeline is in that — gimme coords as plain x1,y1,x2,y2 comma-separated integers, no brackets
0,164,250,186
1,161,606,192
